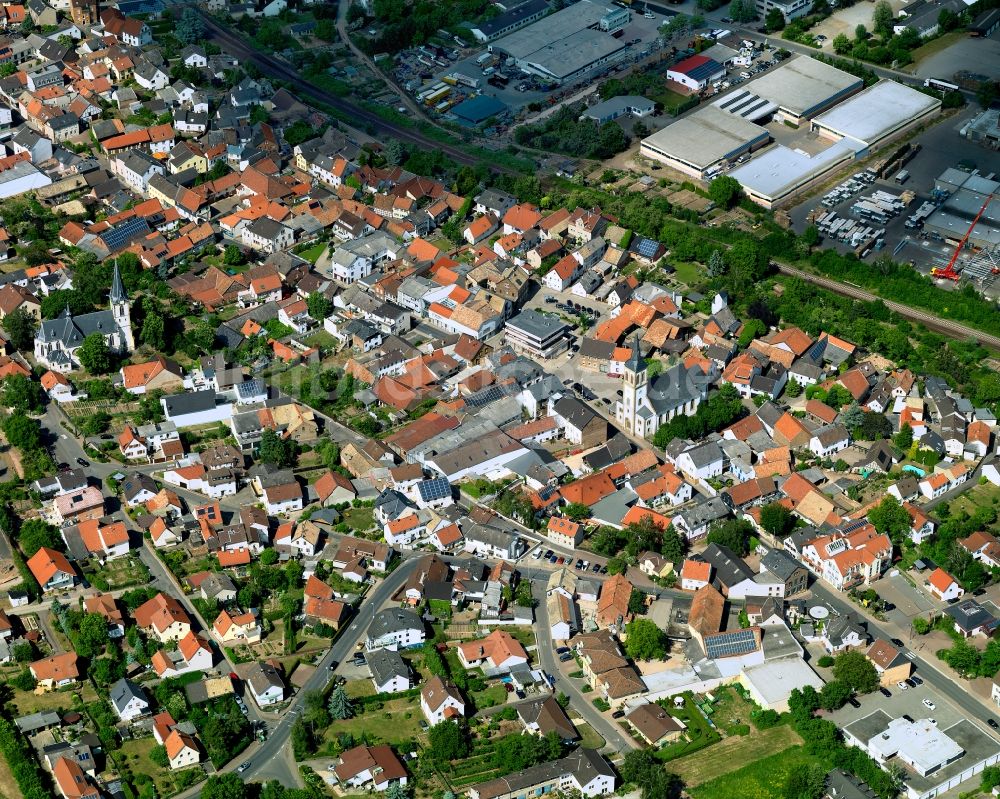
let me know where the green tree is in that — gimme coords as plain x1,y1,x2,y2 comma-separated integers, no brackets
223,244,246,266
3,412,42,451
175,7,205,45
760,502,794,539
833,33,851,54
842,401,864,431
819,679,852,711
77,612,110,656
707,519,754,557
77,332,112,374
18,519,60,557
708,175,743,209
258,428,296,467
307,292,332,321
872,0,894,38
729,0,757,22
1,374,44,413
977,82,998,110
783,763,828,799
855,23,869,39
515,580,535,607
893,422,913,450
867,496,911,546
624,618,668,661
385,784,410,799
141,309,166,351
201,773,248,799
327,686,353,720
353,415,380,437
427,720,469,761
2,308,37,351
765,7,785,30
149,744,169,768
620,749,681,799
660,524,686,565
707,249,727,277
833,650,879,694
563,503,590,522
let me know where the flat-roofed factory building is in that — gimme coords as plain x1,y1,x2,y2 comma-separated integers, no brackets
639,106,770,179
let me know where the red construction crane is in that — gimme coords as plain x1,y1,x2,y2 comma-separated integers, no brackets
931,193,994,281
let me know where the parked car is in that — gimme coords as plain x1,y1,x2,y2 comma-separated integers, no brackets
611,710,625,718
237,761,252,774
558,652,573,662
76,457,90,467
897,681,908,691
591,563,601,573
890,638,905,648
847,697,860,708
544,550,554,559
988,718,999,730
879,687,892,698
910,675,923,686
555,647,570,654
922,699,936,710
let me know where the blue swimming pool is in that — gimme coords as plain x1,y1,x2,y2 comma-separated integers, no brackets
902,465,926,478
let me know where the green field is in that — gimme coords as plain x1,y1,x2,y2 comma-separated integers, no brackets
686,743,819,799
317,696,426,754
298,242,327,264
669,725,802,788
672,261,705,287
947,481,1000,520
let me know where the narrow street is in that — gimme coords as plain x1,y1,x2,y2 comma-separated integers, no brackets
532,580,637,754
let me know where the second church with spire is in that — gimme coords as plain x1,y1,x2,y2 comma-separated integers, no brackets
34,262,134,373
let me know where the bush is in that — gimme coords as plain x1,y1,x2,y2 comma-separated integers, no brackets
817,655,835,668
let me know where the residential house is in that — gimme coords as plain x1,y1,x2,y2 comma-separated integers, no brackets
420,676,465,725
246,661,285,707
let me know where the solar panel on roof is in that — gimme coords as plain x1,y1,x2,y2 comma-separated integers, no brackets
465,385,505,408
100,216,150,252
705,629,758,659
635,238,659,258
418,477,452,502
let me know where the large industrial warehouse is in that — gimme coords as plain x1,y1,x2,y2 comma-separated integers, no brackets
488,0,630,84
730,80,941,208
639,106,770,179
641,55,941,207
925,170,1000,248
742,56,863,125
811,80,941,148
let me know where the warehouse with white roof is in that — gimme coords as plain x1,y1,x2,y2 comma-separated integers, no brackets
745,56,863,124
639,106,770,179
811,80,941,147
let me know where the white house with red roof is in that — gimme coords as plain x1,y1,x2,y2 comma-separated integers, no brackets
925,568,964,602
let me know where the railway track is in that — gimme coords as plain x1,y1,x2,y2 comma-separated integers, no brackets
775,262,1000,351
196,11,509,171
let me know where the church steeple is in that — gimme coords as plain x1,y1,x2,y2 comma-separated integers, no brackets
625,333,645,375
109,260,134,352
110,261,127,305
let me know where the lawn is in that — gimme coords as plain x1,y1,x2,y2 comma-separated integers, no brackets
298,242,328,264
709,685,758,733
670,725,803,789
689,744,823,799
317,696,425,754
471,683,508,711
303,330,338,350
649,87,692,114
7,683,98,716
946,481,1000,521
121,738,200,798
672,261,705,287
345,678,376,699
342,507,374,532
574,720,604,750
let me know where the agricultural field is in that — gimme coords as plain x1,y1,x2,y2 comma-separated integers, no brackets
688,744,822,799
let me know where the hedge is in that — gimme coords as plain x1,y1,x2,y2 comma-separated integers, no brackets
0,717,53,799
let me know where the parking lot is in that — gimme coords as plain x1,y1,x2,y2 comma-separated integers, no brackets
787,103,999,292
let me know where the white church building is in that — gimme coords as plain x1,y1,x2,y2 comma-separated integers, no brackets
34,263,135,372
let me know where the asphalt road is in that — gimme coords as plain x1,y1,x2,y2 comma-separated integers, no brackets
166,557,421,797
809,581,1000,728
532,580,637,754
